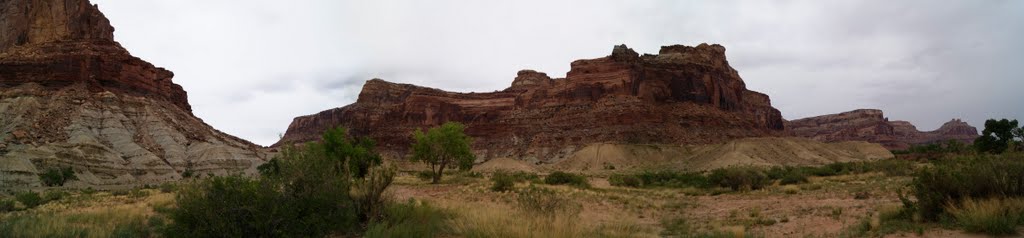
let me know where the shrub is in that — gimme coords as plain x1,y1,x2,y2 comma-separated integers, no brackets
608,174,642,188
490,171,516,192
159,183,177,193
516,186,579,217
544,171,590,188
912,154,1024,221
946,198,1024,235
39,167,76,187
354,165,396,221
635,171,710,188
365,200,452,238
0,198,15,212
15,192,43,209
708,167,769,191
42,190,67,202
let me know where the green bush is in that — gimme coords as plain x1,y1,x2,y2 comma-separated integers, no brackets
544,171,590,188
912,154,1024,221
636,171,710,188
708,167,769,191
42,190,67,202
365,200,452,238
490,171,516,192
0,198,15,212
608,174,643,188
39,167,76,187
353,165,396,221
516,186,579,217
15,192,43,209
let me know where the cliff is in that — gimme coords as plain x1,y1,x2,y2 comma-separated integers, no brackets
786,109,979,150
0,0,266,188
276,43,785,162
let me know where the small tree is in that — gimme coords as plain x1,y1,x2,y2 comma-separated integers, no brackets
410,122,475,184
974,119,1020,154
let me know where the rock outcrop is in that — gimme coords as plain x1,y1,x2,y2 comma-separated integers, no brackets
786,109,979,150
1,0,266,189
276,43,785,162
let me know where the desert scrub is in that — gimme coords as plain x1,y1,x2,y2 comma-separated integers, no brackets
516,185,580,217
609,174,643,188
843,204,923,237
946,198,1024,235
365,199,452,238
490,171,516,192
15,191,44,209
912,154,1024,221
708,166,769,191
544,171,590,188
0,198,15,212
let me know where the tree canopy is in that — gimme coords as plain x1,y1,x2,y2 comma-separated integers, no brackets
410,122,475,184
974,119,1022,154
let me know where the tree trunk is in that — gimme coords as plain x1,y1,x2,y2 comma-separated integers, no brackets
432,159,447,184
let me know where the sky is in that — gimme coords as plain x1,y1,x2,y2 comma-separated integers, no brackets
90,0,1024,146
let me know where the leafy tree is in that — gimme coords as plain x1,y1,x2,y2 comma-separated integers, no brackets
410,122,475,184
974,119,1020,154
321,127,382,178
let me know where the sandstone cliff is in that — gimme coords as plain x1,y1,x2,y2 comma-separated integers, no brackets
786,109,979,150
0,0,266,189
276,44,785,162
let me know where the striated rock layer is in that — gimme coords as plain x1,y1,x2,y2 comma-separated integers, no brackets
276,44,786,163
0,0,265,189
785,109,979,150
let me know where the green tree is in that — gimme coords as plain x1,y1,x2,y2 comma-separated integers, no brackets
410,122,475,184
974,119,1020,154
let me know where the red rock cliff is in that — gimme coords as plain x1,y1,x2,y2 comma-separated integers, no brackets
276,44,785,162
0,0,265,188
786,109,979,150
0,0,190,112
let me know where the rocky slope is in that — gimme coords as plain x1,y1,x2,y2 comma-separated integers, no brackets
786,109,978,150
0,0,265,189
276,44,786,162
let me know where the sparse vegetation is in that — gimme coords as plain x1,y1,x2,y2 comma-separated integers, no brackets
490,171,516,192
0,198,15,212
14,191,43,209
911,154,1024,221
708,166,769,191
544,171,590,188
946,198,1024,235
365,199,452,238
516,185,580,217
410,122,476,184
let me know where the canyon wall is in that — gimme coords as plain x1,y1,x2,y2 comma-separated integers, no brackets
0,0,266,189
276,44,786,163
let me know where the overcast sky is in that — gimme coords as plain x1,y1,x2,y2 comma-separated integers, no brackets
90,0,1024,146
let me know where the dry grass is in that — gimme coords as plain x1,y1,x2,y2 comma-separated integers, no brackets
446,201,655,238
0,189,172,238
946,198,1024,235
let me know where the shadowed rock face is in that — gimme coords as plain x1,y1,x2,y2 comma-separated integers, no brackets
786,109,979,150
276,43,785,162
0,0,265,188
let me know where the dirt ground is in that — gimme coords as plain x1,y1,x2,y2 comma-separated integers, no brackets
390,171,987,238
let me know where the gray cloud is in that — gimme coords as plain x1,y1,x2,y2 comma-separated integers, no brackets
91,0,1024,145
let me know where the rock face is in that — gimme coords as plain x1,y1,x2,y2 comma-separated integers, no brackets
786,109,979,150
276,43,785,162
1,0,265,189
